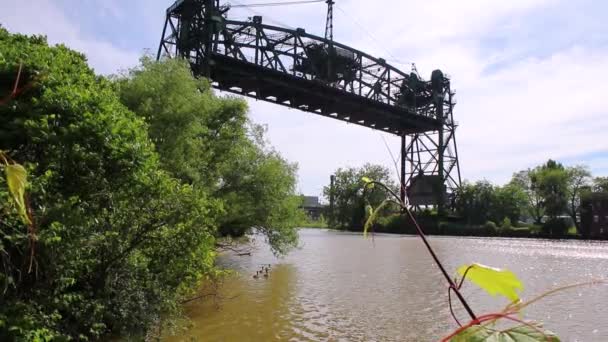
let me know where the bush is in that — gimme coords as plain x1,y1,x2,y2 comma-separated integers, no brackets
0,29,219,340
542,218,570,236
484,221,498,232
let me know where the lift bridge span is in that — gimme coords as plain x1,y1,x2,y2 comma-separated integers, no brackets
157,0,462,211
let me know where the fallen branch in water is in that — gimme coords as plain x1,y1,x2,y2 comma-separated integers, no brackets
215,239,254,256
180,292,240,304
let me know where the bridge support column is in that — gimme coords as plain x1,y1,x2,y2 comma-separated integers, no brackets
437,98,445,216
400,134,406,207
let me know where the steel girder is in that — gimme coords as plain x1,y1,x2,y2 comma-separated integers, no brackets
158,0,462,206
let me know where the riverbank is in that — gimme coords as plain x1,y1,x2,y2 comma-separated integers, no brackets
357,214,608,241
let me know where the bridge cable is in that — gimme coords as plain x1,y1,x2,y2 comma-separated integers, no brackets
334,4,410,67
228,0,324,8
229,0,297,28
378,132,404,191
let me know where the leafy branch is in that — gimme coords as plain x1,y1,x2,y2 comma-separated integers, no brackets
0,151,36,274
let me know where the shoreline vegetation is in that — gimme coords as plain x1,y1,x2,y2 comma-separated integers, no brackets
322,162,608,241
335,218,593,240
0,28,303,340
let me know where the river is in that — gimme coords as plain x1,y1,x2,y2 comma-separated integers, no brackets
168,229,608,341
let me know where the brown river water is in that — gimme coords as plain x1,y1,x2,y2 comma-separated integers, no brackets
167,229,608,341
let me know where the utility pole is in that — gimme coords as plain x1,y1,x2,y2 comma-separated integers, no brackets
329,174,335,225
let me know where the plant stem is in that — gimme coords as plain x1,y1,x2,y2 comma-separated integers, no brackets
365,181,478,322
403,207,477,321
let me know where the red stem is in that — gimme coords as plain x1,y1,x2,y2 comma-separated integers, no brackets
12,62,23,95
364,181,477,322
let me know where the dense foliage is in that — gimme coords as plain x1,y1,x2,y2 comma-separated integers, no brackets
323,164,397,229
0,29,302,340
114,57,303,254
454,181,527,225
327,159,604,238
453,160,599,236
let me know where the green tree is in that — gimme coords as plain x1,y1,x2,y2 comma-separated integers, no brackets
593,176,608,192
0,29,219,339
323,164,396,229
214,124,304,255
565,165,591,232
115,57,302,254
510,169,544,224
535,160,568,221
454,181,527,226
493,183,528,225
454,181,497,225
115,56,248,186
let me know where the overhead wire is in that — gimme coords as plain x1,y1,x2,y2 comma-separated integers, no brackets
227,0,410,67
378,131,404,190
329,4,414,187
228,0,324,8
334,4,410,67
228,0,301,28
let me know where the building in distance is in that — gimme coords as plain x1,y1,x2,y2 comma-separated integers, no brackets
301,196,325,221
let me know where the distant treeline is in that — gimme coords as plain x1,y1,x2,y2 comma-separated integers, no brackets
323,160,608,239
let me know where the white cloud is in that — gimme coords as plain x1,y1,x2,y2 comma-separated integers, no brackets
456,45,608,181
0,0,139,74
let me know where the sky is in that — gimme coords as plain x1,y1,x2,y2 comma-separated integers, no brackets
2,0,608,198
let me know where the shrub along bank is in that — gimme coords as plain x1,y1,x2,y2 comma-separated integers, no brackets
0,28,302,340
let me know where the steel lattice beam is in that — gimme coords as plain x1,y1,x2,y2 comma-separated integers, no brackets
158,0,462,208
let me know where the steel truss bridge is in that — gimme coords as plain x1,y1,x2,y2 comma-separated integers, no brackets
158,0,462,211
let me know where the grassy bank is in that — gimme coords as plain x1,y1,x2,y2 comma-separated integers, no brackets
299,216,330,229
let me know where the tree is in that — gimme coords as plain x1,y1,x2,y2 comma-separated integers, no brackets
115,57,302,254
0,29,219,339
214,123,304,255
565,165,591,232
454,179,536,227
510,169,545,224
323,164,396,229
454,181,498,225
593,176,608,192
115,56,248,187
535,160,568,221
493,183,528,225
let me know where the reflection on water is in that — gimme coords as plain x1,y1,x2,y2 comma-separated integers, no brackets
167,229,608,341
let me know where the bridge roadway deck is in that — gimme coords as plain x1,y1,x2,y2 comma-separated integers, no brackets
207,54,441,136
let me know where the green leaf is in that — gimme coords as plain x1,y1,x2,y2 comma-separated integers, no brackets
5,163,31,225
363,200,389,238
451,323,560,341
457,263,523,302
361,176,374,188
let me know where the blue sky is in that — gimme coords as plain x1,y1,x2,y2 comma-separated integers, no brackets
2,0,608,197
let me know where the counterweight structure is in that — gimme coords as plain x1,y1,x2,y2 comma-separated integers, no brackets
157,0,461,211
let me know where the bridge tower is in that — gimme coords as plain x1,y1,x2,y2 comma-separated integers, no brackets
400,71,462,214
